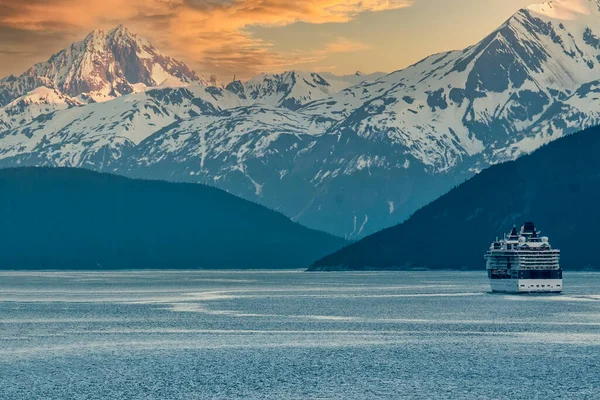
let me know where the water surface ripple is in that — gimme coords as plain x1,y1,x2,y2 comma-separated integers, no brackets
1,271,599,399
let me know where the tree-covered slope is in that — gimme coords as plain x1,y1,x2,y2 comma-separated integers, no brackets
0,168,346,269
310,125,600,271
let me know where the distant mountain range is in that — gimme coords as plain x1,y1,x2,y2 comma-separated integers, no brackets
309,124,600,271
0,168,346,270
4,1,600,239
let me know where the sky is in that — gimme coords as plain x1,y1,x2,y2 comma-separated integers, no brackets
0,0,538,80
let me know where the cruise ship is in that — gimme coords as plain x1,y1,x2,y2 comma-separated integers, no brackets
485,222,562,293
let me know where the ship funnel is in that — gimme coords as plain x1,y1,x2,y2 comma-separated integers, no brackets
522,222,536,235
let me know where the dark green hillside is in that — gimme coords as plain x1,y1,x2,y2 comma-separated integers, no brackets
310,125,600,271
0,168,346,269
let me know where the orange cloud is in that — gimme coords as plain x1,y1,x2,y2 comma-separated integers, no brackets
0,0,413,78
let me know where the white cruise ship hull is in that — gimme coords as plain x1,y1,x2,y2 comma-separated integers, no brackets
485,223,563,294
490,278,563,294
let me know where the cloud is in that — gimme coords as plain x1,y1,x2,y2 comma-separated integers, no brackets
0,0,413,78
198,37,369,78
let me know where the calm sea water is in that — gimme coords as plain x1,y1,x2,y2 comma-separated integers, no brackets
1,270,599,399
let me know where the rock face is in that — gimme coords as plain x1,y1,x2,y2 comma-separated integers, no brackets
309,124,600,271
4,2,600,239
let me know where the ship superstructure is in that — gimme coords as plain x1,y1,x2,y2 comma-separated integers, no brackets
485,222,562,293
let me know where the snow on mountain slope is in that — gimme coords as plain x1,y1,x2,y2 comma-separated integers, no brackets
242,71,339,110
0,87,82,131
494,78,600,160
0,25,204,107
0,85,244,169
133,105,325,173
315,71,387,92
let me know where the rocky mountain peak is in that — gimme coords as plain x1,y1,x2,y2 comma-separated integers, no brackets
107,24,132,39
0,25,203,105
82,25,139,49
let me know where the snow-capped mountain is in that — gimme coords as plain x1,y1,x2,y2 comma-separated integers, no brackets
0,25,203,106
4,2,600,239
304,0,600,171
240,71,340,110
